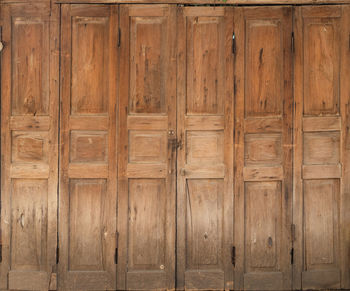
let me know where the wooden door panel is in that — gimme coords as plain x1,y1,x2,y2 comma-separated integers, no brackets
293,5,350,289
234,6,293,290
177,7,234,290
59,5,118,290
118,5,176,290
0,3,59,290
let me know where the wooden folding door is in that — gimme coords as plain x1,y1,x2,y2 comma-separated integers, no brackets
176,6,234,290
293,5,350,289
117,5,177,290
59,5,118,290
233,6,293,290
0,3,59,290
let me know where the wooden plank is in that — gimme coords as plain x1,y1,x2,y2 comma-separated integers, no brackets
69,116,108,130
185,116,224,131
303,116,341,132
126,164,167,178
303,164,342,179
243,166,284,181
10,164,50,178
302,270,341,289
185,271,225,289
340,6,350,288
127,115,168,130
9,271,49,290
10,116,51,131
53,0,350,5
181,164,225,179
244,117,282,133
126,271,166,289
244,272,283,290
68,164,109,178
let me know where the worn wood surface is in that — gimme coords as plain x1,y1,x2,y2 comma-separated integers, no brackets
176,6,234,290
0,3,59,290
117,4,177,290
3,0,348,5
0,2,349,291
293,5,350,290
233,6,293,290
59,4,118,290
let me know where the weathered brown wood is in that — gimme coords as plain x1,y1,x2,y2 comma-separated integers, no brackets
59,4,118,290
176,6,234,290
54,0,350,5
293,5,349,289
117,4,176,290
234,6,293,290
0,3,59,290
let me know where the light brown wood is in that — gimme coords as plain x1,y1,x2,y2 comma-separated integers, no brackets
59,4,118,290
0,3,59,290
234,6,293,290
1,3,350,291
293,5,350,289
176,6,234,290
117,4,176,290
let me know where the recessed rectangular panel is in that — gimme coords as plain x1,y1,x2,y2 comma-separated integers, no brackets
186,179,223,268
129,17,167,114
304,21,340,116
12,131,48,163
71,16,109,114
245,181,282,271
12,18,49,115
128,179,166,270
245,20,283,117
11,179,48,270
304,132,340,165
304,179,339,269
245,133,282,166
186,131,224,164
70,131,108,163
186,16,224,115
69,179,106,271
129,131,167,164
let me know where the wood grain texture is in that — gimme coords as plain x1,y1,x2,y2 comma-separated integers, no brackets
234,6,293,290
59,4,118,290
0,3,59,290
117,5,176,290
293,5,349,289
53,0,350,4
176,6,234,290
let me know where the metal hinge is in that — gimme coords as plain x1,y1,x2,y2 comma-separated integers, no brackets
114,248,118,264
232,32,236,54
290,248,294,264
231,246,236,266
56,247,59,264
0,244,2,263
291,32,295,53
118,28,121,47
